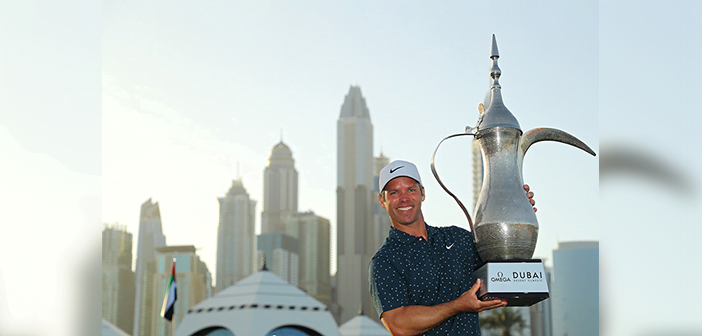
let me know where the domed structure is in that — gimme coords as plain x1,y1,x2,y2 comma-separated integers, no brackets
338,313,391,336
268,141,294,167
102,319,131,336
176,270,339,336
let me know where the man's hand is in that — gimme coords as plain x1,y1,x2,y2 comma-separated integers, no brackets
455,278,507,313
380,278,507,335
524,184,537,212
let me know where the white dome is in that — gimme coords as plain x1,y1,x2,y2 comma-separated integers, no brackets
338,315,391,336
176,270,340,336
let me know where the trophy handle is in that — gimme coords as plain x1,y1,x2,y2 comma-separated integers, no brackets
430,132,477,235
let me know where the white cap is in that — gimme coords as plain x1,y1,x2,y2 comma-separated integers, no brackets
378,160,422,192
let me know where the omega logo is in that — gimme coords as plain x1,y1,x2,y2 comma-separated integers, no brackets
490,271,511,283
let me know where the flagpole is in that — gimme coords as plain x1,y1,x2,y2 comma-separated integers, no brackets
172,257,176,336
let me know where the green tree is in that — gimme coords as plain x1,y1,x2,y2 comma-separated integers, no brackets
479,307,526,336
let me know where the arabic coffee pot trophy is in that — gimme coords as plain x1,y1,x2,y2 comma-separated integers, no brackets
430,35,596,306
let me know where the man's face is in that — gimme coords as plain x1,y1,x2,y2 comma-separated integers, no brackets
379,176,425,227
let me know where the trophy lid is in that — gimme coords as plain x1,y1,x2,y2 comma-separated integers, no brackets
476,34,522,133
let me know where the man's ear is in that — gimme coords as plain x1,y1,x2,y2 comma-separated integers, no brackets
378,193,386,209
421,187,426,202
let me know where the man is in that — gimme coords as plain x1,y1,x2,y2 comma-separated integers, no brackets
369,160,536,335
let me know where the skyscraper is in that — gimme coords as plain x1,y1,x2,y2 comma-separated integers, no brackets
530,265,553,336
551,241,599,336
102,223,135,334
336,85,376,323
373,152,391,250
257,233,299,286
216,179,257,292
261,140,299,234
133,199,167,336
287,211,332,307
151,245,212,336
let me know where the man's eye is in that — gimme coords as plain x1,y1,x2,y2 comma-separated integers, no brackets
389,191,397,196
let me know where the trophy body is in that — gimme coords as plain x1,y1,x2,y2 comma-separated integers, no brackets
473,126,538,261
430,35,596,306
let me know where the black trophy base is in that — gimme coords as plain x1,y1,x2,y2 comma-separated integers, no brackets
473,259,550,307
478,292,549,307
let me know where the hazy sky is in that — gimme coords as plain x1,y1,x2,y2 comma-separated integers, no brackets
1,1,700,336
102,0,598,276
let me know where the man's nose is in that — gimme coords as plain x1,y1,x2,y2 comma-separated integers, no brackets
398,190,410,201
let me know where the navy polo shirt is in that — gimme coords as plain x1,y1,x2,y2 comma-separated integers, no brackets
369,224,483,335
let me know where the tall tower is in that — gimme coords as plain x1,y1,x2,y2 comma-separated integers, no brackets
133,199,166,336
261,140,299,234
551,242,599,336
102,223,135,334
373,152,391,251
287,211,332,307
257,233,299,286
336,85,376,323
216,179,257,292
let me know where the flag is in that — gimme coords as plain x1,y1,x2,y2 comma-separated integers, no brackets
160,258,177,321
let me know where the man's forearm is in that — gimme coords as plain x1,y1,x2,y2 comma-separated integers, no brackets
381,300,460,336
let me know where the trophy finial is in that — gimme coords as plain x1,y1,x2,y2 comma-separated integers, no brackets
490,34,502,89
491,34,499,58
476,34,521,132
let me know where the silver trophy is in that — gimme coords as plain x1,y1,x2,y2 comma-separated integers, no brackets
431,35,596,306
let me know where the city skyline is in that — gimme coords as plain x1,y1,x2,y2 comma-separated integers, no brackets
102,1,599,284
2,1,701,336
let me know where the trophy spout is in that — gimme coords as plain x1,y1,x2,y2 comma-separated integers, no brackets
520,128,597,157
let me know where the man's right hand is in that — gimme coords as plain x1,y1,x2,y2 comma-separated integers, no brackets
456,278,507,312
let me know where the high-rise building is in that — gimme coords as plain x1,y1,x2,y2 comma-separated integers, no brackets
262,140,299,234
151,245,212,336
373,152,391,250
133,199,167,336
102,223,135,334
216,179,257,292
257,233,299,286
336,85,376,323
551,241,598,336
530,265,553,336
287,211,332,307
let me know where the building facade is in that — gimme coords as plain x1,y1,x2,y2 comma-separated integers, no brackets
216,179,257,292
102,223,135,334
336,86,376,323
372,153,391,252
261,140,299,234
530,266,553,336
551,241,598,336
257,233,300,286
133,199,167,336
151,245,212,336
287,211,332,307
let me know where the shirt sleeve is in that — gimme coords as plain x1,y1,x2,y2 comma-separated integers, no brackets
369,255,409,319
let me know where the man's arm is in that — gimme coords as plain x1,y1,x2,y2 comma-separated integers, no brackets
380,278,506,336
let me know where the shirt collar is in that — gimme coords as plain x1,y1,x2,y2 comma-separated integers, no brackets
388,223,436,245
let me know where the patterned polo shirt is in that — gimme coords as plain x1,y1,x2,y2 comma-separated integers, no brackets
369,223,484,335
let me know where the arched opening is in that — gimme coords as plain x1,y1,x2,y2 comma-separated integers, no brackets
265,325,323,336
191,326,235,336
